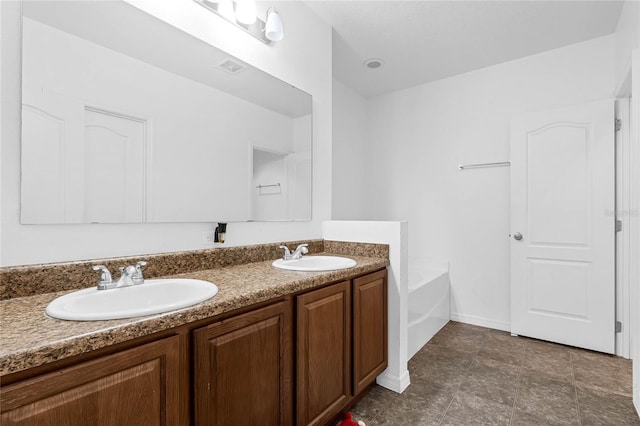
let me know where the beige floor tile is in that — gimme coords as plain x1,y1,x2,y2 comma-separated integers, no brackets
577,385,640,425
513,374,580,425
350,385,398,423
372,383,452,426
460,362,519,406
572,351,633,397
440,391,512,426
521,347,574,384
352,321,638,426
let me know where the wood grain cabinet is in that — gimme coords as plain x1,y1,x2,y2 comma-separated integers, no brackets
193,301,293,426
353,270,388,395
296,281,351,426
296,270,388,426
0,268,387,426
0,335,187,426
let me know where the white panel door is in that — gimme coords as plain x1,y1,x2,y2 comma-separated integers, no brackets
21,88,84,223
510,99,615,354
83,108,146,223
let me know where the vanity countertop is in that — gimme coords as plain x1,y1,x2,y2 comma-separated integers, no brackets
0,253,388,377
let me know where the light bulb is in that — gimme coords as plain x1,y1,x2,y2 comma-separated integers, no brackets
235,0,257,25
265,8,284,41
218,0,235,21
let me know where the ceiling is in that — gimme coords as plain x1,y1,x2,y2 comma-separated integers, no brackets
304,1,625,97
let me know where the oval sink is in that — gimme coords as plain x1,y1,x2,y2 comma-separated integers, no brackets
272,255,357,272
46,279,218,321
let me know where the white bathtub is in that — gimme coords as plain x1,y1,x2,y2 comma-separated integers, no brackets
407,258,450,359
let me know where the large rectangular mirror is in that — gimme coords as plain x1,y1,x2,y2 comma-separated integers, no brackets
21,1,312,224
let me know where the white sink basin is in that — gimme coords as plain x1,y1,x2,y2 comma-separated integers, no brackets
272,255,357,272
46,279,218,321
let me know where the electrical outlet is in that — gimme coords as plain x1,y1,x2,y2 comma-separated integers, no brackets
202,230,216,245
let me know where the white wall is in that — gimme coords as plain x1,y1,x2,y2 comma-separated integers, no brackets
614,0,639,88
1,0,332,266
363,36,615,330
613,1,639,413
331,79,369,220
323,220,409,394
632,49,640,418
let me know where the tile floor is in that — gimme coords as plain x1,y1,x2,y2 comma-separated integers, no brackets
351,321,639,425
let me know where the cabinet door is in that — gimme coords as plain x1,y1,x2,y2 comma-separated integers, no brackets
297,281,351,426
353,270,388,395
0,335,186,426
193,301,292,426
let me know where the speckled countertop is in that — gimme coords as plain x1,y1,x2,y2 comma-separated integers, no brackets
0,253,388,377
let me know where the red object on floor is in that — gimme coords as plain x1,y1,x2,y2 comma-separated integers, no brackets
338,413,365,426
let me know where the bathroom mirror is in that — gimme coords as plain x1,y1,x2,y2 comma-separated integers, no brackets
20,1,312,224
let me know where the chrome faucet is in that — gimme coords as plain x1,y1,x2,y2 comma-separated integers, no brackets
279,243,309,261
291,243,309,259
92,261,147,290
116,265,137,287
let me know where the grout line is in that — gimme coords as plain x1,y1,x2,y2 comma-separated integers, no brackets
436,386,459,426
436,329,487,425
508,335,526,425
570,352,583,425
508,372,522,426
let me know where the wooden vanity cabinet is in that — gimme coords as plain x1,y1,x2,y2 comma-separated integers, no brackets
296,281,351,426
353,270,388,395
296,269,388,426
0,335,187,426
193,300,293,426
1,268,386,426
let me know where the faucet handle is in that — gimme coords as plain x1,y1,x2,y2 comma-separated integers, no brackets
92,265,112,285
133,261,147,284
279,245,291,259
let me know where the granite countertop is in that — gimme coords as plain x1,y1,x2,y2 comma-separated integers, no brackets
0,253,388,377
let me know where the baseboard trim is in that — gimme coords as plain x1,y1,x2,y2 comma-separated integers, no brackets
376,370,410,394
450,312,510,332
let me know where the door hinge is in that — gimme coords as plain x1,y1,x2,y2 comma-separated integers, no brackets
615,118,622,131
616,321,622,333
616,220,622,232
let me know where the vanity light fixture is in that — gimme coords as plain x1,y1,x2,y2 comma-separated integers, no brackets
265,8,284,42
235,0,257,25
193,0,284,44
218,0,235,22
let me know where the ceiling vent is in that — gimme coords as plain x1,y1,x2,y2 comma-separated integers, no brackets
216,59,247,74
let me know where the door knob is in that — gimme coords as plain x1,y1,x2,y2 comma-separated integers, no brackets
513,232,523,241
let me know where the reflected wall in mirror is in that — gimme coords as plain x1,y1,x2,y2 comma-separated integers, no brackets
21,1,312,224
